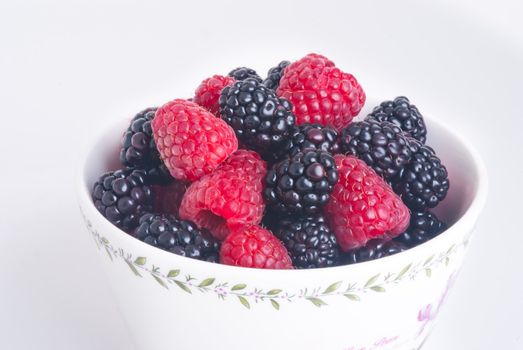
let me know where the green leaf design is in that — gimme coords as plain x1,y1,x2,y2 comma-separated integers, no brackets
267,289,282,295
344,293,360,301
174,281,192,294
445,257,450,267
125,260,142,277
370,285,385,293
425,268,432,278
364,273,380,288
152,274,168,289
231,284,247,291
423,254,435,266
270,299,280,310
306,297,327,307
198,278,215,288
238,296,250,309
395,263,412,280
167,269,180,278
446,244,456,254
323,281,342,294
134,257,147,266
101,237,109,244
104,246,113,261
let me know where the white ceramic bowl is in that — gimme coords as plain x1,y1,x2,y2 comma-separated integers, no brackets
77,104,487,350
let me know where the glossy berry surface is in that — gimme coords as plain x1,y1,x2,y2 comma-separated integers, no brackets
264,149,338,216
339,119,413,180
152,99,238,181
228,67,262,82
220,225,293,269
134,213,220,262
395,211,447,247
274,215,339,269
325,155,410,251
342,239,407,264
392,139,449,210
120,108,173,184
92,169,153,230
367,96,427,144
263,60,291,90
194,75,236,116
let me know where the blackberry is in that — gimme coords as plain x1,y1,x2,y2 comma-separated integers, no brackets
342,239,407,264
263,60,291,90
395,211,447,248
264,149,338,216
275,215,339,269
134,213,220,262
339,119,413,179
367,96,427,144
271,124,339,161
120,108,172,184
219,78,295,158
92,169,153,230
228,67,262,83
392,139,449,210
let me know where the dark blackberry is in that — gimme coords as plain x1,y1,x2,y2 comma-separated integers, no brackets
134,213,220,262
92,169,153,230
367,96,427,144
342,239,407,264
339,119,413,179
395,211,447,248
263,60,291,90
219,78,295,159
120,108,173,184
228,67,262,83
264,149,338,216
270,124,339,161
392,139,449,210
275,215,339,269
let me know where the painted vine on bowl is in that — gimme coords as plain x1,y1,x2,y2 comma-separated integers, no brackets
81,210,466,310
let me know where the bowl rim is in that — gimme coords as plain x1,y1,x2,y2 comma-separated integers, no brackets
76,110,488,277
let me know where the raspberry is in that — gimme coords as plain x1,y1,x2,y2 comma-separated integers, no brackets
119,108,173,184
228,67,262,82
220,225,293,269
91,169,153,231
179,150,267,240
274,215,339,269
193,75,236,116
325,155,410,251
342,239,407,264
395,211,447,247
133,213,220,262
152,181,188,217
367,96,427,144
264,149,338,216
339,119,413,180
277,53,365,130
392,139,449,210
263,60,291,90
219,79,295,159
152,99,238,181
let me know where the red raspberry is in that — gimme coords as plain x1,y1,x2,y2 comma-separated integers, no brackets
152,181,188,217
325,155,410,251
277,53,365,130
193,75,236,116
152,99,238,181
179,150,267,240
220,225,293,269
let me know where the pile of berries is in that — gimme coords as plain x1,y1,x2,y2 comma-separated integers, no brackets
92,53,450,269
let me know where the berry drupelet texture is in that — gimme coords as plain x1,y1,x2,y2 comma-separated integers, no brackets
194,75,236,116
264,149,338,216
342,239,407,264
366,96,427,144
392,139,449,211
395,211,447,248
92,169,153,230
120,108,173,184
339,119,413,180
219,78,295,159
263,60,291,90
228,67,262,83
274,215,339,269
134,213,220,262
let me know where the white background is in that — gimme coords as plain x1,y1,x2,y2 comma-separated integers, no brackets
1,1,522,349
